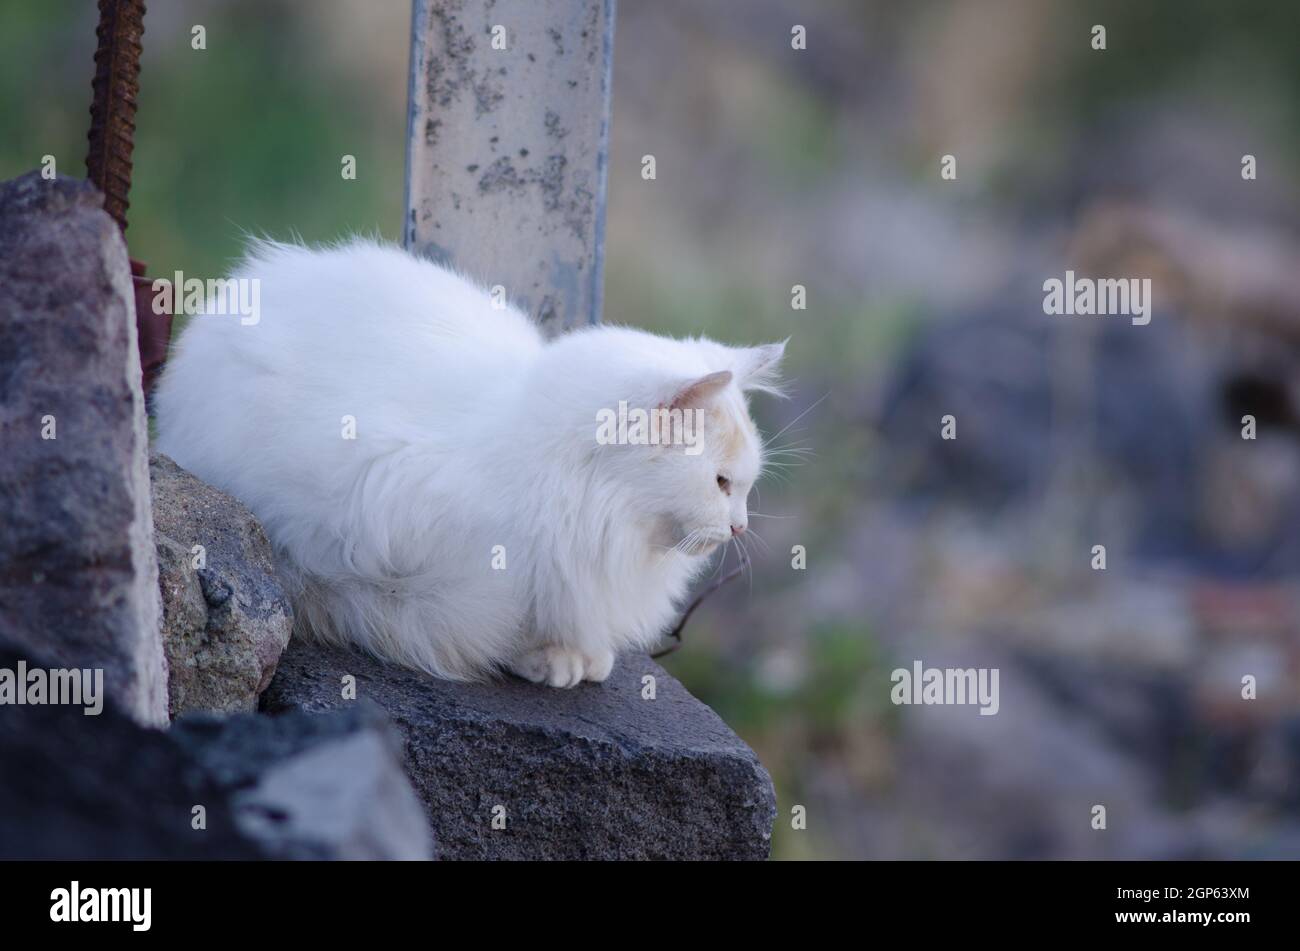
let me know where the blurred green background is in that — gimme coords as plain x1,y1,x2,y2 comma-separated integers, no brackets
5,1,1300,859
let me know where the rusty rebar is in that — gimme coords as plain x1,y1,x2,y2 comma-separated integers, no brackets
86,0,146,234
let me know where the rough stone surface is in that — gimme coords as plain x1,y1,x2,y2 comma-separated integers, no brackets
0,639,429,860
262,638,778,860
171,702,432,860
0,171,167,726
0,640,264,859
150,452,294,717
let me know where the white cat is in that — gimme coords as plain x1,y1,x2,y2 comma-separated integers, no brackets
154,239,785,687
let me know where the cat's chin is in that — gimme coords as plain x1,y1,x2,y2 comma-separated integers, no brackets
687,534,728,557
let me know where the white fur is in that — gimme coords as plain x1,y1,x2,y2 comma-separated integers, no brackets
154,238,784,686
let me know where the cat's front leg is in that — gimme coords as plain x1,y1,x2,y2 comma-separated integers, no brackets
508,643,615,688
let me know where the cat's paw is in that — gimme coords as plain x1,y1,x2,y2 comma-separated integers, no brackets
510,646,614,688
583,648,615,683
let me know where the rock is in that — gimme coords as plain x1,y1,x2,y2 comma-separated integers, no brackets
0,172,167,726
170,702,432,860
875,295,1300,576
0,639,429,860
263,638,778,860
0,640,263,859
150,453,294,717
876,304,1208,518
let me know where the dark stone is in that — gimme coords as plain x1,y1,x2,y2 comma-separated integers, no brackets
172,702,432,860
262,638,777,860
0,171,166,725
0,640,430,860
0,642,263,860
150,453,293,717
872,302,1250,567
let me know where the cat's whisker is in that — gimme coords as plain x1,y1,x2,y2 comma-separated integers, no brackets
736,533,755,593
763,451,814,466
764,392,828,446
710,541,732,580
685,528,720,559
763,441,814,454
655,528,701,566
743,527,771,556
760,468,793,488
719,537,739,582
761,461,806,476
673,529,704,561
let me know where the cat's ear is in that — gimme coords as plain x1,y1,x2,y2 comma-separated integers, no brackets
669,370,733,410
734,340,787,395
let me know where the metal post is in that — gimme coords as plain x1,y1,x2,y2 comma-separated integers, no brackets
404,0,615,332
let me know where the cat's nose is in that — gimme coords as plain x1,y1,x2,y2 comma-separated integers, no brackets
731,523,746,536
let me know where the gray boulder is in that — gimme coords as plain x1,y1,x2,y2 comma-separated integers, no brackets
150,452,294,717
263,638,778,860
171,702,433,860
0,171,167,726
0,637,261,859
0,639,429,860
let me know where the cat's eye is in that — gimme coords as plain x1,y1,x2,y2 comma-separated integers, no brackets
717,474,731,494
